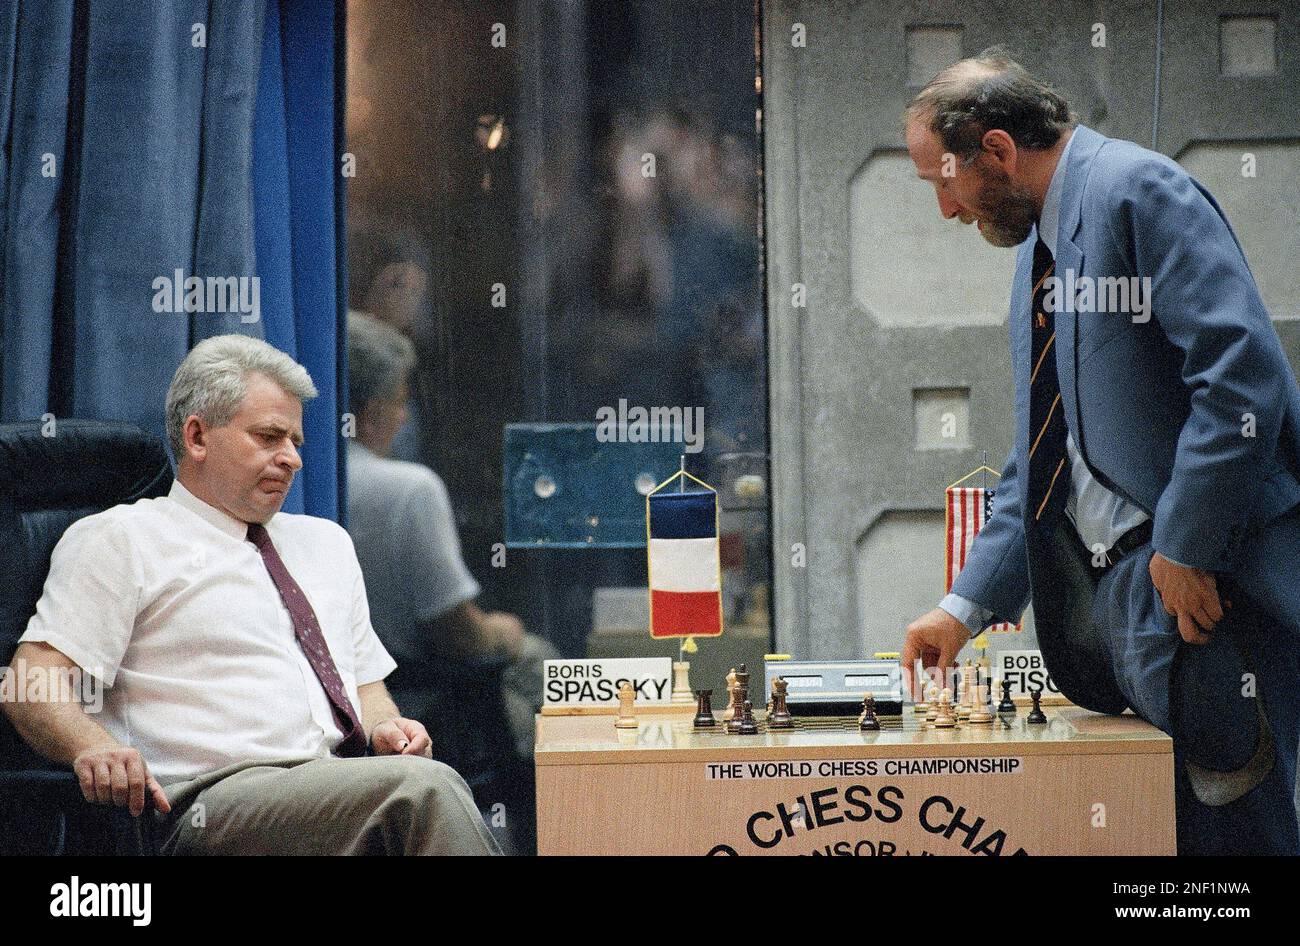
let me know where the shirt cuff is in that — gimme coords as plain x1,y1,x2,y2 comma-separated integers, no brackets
938,593,993,637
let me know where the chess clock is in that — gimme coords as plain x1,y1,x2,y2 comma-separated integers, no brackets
762,658,904,717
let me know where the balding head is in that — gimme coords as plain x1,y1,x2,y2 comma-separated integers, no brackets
906,47,1075,163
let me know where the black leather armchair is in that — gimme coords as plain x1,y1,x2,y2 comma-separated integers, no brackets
0,420,172,854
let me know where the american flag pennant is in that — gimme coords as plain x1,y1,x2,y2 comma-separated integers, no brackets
646,471,723,639
945,478,1022,634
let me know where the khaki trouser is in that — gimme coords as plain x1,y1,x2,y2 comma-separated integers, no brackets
158,754,501,855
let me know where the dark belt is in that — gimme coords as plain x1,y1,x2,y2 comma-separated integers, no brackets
1102,520,1154,568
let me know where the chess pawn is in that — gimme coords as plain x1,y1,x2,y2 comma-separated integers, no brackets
912,670,929,713
858,693,880,731
1027,687,1048,724
969,685,993,724
933,688,956,728
956,663,974,721
693,689,716,728
736,700,759,736
924,682,940,723
614,681,638,729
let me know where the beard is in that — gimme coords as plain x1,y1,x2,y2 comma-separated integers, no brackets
973,163,1038,248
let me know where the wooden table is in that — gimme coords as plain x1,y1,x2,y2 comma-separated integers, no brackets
535,707,1175,855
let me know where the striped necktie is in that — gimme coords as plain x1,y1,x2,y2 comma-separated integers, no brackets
247,522,368,757
1026,236,1069,535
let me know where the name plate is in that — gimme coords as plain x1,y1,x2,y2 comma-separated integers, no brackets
542,658,673,714
996,650,1062,699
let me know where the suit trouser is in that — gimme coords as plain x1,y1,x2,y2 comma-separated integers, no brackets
1092,507,1300,855
158,754,502,855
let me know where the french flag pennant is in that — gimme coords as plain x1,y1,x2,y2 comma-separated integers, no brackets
646,473,723,639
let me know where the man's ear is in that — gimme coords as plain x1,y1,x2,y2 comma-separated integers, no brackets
182,415,207,462
980,128,1017,172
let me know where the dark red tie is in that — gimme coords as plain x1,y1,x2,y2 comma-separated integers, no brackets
246,522,368,757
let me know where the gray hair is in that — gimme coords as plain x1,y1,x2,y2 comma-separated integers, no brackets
164,334,318,459
347,310,415,411
905,46,1075,162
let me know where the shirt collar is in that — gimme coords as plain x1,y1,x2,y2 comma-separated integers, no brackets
1037,128,1076,257
168,479,253,541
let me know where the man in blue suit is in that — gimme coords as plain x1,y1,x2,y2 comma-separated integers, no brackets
900,49,1300,855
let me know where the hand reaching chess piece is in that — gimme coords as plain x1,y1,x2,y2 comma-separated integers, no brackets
997,677,1017,715
934,687,956,728
615,680,638,729
736,699,759,736
858,693,881,731
1027,687,1048,724
768,678,794,730
693,689,716,728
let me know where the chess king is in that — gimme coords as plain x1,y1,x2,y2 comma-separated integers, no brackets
899,49,1300,855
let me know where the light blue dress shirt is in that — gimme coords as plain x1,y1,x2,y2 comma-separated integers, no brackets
939,130,1150,635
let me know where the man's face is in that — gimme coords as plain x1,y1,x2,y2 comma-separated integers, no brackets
906,117,1037,248
362,378,410,457
185,372,304,524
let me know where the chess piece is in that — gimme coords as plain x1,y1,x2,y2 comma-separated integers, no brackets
768,678,794,730
956,661,974,721
693,689,716,728
1027,687,1048,724
969,685,993,724
997,678,1017,714
735,700,759,736
858,693,880,731
933,688,956,728
615,681,638,729
726,664,753,734
671,661,695,705
723,668,738,721
912,668,929,713
924,682,939,723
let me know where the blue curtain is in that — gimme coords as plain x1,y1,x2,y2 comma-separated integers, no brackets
0,0,347,521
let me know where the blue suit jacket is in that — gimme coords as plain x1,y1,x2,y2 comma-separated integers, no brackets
952,124,1300,635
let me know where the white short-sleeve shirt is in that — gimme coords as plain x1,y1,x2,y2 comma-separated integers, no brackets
19,480,397,784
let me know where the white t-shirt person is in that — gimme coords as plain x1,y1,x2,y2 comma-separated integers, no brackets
19,479,397,785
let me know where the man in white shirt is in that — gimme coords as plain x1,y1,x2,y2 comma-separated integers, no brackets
1,334,499,855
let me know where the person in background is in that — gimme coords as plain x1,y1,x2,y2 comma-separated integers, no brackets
348,222,433,463
346,312,557,758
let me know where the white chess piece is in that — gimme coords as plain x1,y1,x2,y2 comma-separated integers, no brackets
615,681,638,729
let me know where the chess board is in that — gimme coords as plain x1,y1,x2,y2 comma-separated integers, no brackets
696,713,912,734
534,706,1176,855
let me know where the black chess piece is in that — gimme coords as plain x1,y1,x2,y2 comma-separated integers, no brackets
1027,687,1048,724
998,679,1017,714
768,679,794,730
736,700,759,735
693,689,716,728
858,694,880,731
